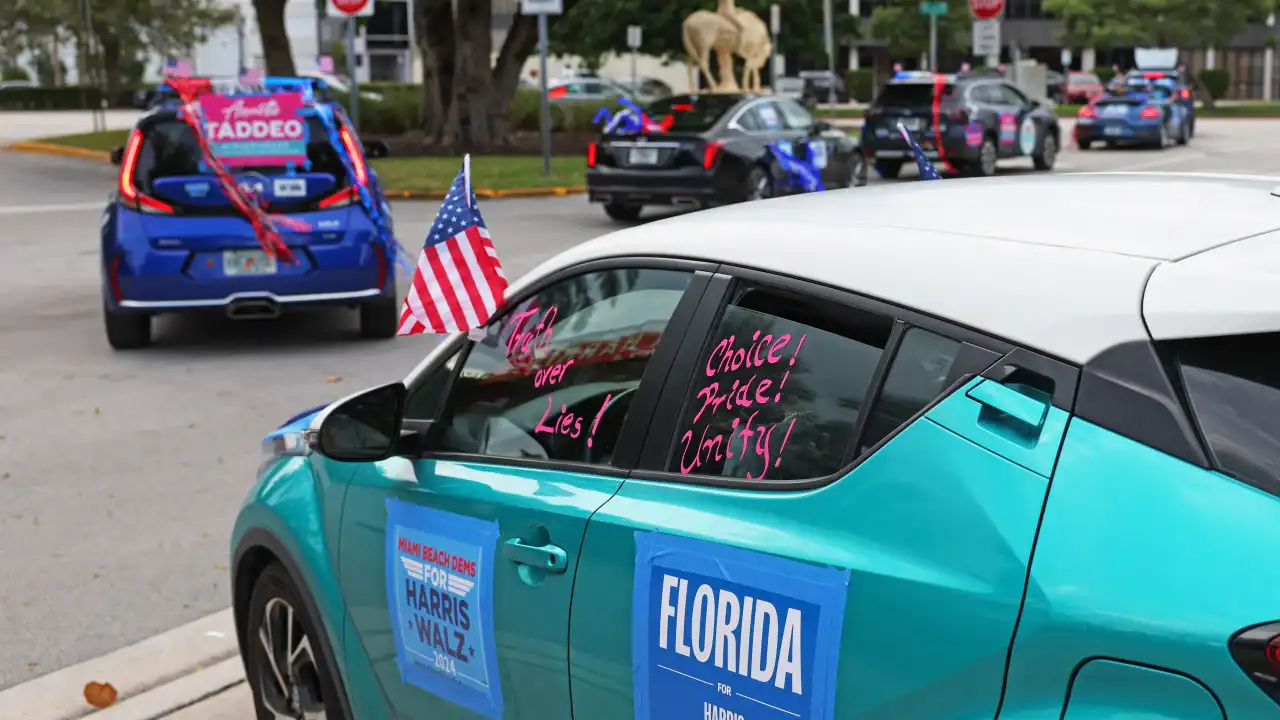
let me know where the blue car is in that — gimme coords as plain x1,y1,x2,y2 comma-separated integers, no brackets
234,171,1280,719
102,77,398,349
1074,82,1190,150
1127,68,1197,137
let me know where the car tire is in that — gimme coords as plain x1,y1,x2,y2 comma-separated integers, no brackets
359,295,399,339
1078,138,1092,150
1033,133,1057,170
1176,120,1189,146
874,161,902,179
1153,122,1168,149
743,165,772,202
603,202,642,222
104,303,151,350
245,563,350,720
969,137,998,177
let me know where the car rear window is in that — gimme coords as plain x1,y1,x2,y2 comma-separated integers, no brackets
132,116,348,194
875,83,956,108
1174,333,1280,495
647,95,741,132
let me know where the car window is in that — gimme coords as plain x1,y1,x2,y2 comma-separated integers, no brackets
998,84,1031,107
647,94,741,132
775,99,814,129
736,106,763,131
437,268,693,466
1174,333,1280,494
969,84,1001,104
857,328,962,454
565,82,586,94
875,82,953,108
754,101,785,131
134,117,348,191
404,345,463,420
666,287,894,481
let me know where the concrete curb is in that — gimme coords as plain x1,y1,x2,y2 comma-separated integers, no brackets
86,659,245,720
5,142,588,200
0,609,237,720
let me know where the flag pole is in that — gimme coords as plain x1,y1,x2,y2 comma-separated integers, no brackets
463,153,471,201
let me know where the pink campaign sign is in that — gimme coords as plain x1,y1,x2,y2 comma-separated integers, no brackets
201,92,309,167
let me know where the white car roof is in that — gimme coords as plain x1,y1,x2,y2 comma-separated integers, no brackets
518,172,1280,364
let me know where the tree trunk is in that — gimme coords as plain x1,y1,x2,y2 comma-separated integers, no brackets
489,12,540,142
416,0,454,142
451,0,495,152
252,0,297,76
93,22,122,107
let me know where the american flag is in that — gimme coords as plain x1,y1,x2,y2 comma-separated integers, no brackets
897,123,942,180
239,66,262,85
164,57,192,78
318,55,334,73
398,155,508,335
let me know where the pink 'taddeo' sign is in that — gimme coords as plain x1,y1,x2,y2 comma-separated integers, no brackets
201,92,309,167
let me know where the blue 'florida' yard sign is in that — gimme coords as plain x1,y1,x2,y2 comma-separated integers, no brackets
633,532,851,720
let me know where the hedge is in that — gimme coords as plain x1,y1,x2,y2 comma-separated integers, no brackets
349,86,608,136
844,69,874,104
0,85,146,110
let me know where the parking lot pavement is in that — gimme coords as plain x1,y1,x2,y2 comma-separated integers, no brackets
3,119,1280,703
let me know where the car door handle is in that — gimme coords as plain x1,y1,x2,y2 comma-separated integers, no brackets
967,379,1048,430
503,538,567,573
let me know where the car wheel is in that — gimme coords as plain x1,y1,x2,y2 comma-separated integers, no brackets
969,137,998,177
1033,133,1057,170
874,160,902,179
359,295,399,339
1176,120,1189,146
603,202,642,222
103,303,151,350
743,165,772,202
1154,122,1168,149
1078,138,1092,150
246,563,349,720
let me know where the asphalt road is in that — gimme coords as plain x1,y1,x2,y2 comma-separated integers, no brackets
1,119,1279,693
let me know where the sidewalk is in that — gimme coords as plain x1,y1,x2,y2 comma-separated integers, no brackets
163,681,251,719
0,110,139,143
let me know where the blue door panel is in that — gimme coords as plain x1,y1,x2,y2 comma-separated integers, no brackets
999,419,1280,719
570,377,1063,719
1061,660,1223,720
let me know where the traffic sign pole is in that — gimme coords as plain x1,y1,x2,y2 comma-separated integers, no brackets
330,0,375,132
521,0,563,177
918,2,948,73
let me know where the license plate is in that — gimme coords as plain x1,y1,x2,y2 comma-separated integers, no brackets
899,117,923,131
876,150,906,158
629,148,659,165
223,249,278,276
1102,105,1129,117
1104,126,1126,136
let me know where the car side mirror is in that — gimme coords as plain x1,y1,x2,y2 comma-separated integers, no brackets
363,139,390,159
811,120,833,134
313,382,407,462
109,146,125,165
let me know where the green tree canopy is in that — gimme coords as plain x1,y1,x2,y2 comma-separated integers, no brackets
868,0,969,61
1043,0,1272,50
548,0,859,79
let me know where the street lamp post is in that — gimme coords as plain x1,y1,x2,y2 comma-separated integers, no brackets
822,0,835,104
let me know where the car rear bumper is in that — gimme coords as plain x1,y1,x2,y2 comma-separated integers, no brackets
113,287,386,312
1075,121,1164,142
586,166,727,207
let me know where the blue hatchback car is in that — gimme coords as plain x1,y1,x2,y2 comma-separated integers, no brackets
102,79,398,349
234,173,1280,719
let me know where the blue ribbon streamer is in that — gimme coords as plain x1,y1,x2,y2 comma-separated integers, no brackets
767,142,825,193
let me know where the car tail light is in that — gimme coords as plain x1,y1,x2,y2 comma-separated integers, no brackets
1078,106,1096,118
373,243,387,290
1180,88,1191,99
587,142,597,168
672,103,694,111
108,255,124,302
703,141,723,169
1143,72,1165,79
1140,107,1161,119
547,85,567,99
318,185,359,209
338,124,369,187
117,129,174,215
1230,621,1280,705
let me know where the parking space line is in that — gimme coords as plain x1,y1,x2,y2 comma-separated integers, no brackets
0,201,103,216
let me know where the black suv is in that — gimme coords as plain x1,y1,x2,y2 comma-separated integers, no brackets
860,71,1061,178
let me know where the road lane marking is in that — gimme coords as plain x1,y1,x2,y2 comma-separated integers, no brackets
0,201,103,216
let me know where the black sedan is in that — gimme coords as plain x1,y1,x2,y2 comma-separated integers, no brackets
586,93,865,223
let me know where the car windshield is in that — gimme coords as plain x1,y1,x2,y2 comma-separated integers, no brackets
646,95,741,132
874,83,956,108
133,116,349,194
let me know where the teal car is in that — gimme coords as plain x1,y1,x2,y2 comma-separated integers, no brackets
233,171,1280,719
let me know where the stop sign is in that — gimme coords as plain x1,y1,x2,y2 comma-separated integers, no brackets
970,0,1004,20
331,0,371,15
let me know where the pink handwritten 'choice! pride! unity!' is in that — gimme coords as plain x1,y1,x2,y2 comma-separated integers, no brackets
678,330,807,479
